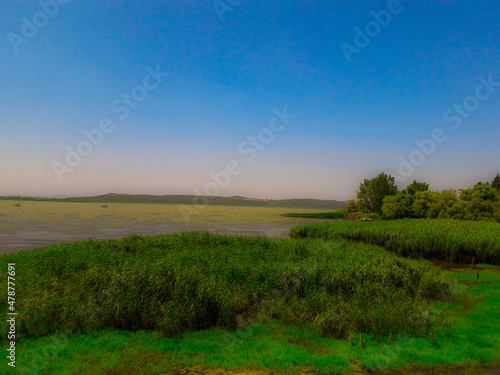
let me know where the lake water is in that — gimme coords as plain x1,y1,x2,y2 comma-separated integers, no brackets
0,201,333,253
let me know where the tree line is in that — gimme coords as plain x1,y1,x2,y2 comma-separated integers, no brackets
343,172,500,222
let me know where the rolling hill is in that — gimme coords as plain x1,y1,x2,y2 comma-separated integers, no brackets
0,193,346,210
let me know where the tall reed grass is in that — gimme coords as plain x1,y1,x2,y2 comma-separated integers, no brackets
290,219,500,264
1,232,454,341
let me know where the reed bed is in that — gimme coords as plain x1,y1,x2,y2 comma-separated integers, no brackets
290,219,500,264
1,232,453,341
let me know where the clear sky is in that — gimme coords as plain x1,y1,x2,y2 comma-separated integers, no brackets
1,1,499,201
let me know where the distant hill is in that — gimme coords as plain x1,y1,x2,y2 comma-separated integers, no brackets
0,193,346,210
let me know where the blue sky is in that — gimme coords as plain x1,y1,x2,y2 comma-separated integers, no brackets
0,0,499,200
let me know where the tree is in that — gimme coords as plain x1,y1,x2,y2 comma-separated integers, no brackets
402,180,429,195
438,189,458,217
471,183,497,201
494,201,500,222
399,180,430,218
447,184,498,221
381,195,401,219
344,199,358,213
492,173,500,190
412,190,441,218
380,179,429,219
356,172,398,215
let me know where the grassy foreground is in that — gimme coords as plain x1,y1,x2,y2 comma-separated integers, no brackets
10,266,500,374
290,219,500,265
1,233,452,341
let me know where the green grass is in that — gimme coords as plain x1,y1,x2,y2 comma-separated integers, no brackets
1,232,453,343
12,266,500,375
290,219,500,265
3,220,500,374
281,212,345,219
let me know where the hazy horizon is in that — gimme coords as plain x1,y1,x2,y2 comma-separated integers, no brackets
2,1,499,202
0,192,349,201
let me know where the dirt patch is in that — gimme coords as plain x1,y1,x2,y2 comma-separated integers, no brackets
430,260,484,270
164,364,500,375
285,337,334,355
166,364,500,375
170,366,276,375
459,279,495,286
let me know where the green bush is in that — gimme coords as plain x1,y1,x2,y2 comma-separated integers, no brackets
345,211,379,221
381,183,500,222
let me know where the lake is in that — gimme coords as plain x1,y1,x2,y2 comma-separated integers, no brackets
0,200,333,253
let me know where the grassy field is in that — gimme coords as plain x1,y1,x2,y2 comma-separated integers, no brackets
290,219,500,265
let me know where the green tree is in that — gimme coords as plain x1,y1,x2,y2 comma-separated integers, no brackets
491,173,500,190
344,199,358,213
437,189,458,218
399,180,430,218
380,180,429,219
449,184,498,221
459,188,473,201
471,183,498,201
412,191,441,218
448,199,471,220
402,180,429,195
494,201,500,222
356,172,398,215
381,195,401,219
